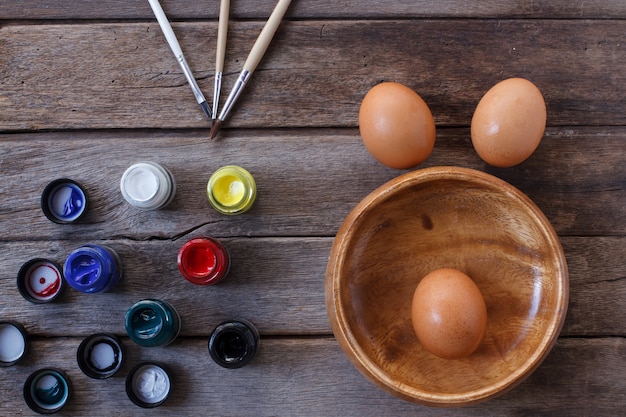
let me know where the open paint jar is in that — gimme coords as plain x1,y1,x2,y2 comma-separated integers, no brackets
125,299,181,347
17,258,64,303
41,179,87,224
177,237,230,285
126,362,171,408
23,368,72,414
77,333,124,379
207,165,257,215
0,321,28,366
63,244,123,294
208,320,260,369
120,162,176,210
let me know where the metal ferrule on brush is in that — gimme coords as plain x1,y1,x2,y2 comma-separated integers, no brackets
218,69,250,121
212,72,222,120
177,55,210,111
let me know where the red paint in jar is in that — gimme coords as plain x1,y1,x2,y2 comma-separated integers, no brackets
177,237,230,285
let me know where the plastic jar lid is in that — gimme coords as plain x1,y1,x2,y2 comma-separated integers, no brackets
77,333,124,379
208,319,260,369
120,162,176,210
0,321,28,366
41,179,87,224
17,258,64,303
23,368,72,414
126,362,171,408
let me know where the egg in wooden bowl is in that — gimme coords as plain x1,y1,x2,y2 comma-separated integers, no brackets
325,166,568,407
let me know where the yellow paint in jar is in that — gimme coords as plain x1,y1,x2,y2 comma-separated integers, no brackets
213,175,245,207
207,166,257,215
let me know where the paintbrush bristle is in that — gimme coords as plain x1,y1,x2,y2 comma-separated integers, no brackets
199,100,212,121
209,119,222,140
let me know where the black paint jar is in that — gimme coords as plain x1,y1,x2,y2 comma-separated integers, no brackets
208,320,260,369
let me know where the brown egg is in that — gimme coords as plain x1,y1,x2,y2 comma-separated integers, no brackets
471,78,546,168
358,82,436,169
411,268,487,359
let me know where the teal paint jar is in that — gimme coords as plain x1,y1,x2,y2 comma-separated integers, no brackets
125,299,181,347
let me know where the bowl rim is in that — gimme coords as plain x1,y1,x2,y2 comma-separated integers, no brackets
325,166,569,406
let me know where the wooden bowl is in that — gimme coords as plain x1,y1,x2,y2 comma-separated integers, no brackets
326,166,568,407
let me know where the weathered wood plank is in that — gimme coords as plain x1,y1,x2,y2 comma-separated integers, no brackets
0,236,623,337
0,20,624,130
0,128,623,240
1,0,625,20
0,337,623,416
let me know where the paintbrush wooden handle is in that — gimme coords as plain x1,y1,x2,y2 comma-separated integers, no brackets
216,0,230,73
243,0,292,74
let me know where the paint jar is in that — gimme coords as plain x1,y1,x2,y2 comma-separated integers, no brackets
63,244,123,293
41,178,88,224
0,321,28,366
208,319,260,369
126,361,172,408
23,368,72,414
125,299,181,347
207,165,256,215
177,237,230,285
77,333,124,379
120,162,176,210
17,258,64,303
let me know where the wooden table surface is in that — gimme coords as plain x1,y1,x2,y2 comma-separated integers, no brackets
1,1,624,415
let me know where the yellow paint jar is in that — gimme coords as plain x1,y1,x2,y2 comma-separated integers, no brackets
207,165,257,215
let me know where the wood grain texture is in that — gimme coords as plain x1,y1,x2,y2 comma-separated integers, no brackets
0,237,623,338
1,0,626,20
0,20,624,130
0,2,624,414
0,129,623,240
0,337,623,416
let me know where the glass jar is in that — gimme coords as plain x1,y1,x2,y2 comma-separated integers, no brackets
120,162,176,210
207,165,256,215
177,237,230,285
125,299,181,347
63,245,123,293
208,319,260,369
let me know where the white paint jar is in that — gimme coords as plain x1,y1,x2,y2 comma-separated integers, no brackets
120,162,176,210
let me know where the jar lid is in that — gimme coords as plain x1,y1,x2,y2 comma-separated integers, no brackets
208,319,260,369
41,179,87,224
126,361,171,408
120,162,176,210
177,237,230,285
77,333,123,379
0,321,28,366
207,165,256,215
23,368,72,414
17,258,64,303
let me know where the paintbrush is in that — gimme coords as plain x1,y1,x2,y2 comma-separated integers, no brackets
212,0,230,122
147,0,212,121
210,0,292,139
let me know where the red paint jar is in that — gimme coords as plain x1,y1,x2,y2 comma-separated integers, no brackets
177,237,230,285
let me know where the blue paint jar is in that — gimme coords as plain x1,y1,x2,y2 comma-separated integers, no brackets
125,299,181,347
63,245,123,293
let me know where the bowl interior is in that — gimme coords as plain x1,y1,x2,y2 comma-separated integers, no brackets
327,167,568,406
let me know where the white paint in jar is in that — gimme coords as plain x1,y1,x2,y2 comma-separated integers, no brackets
0,323,26,363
